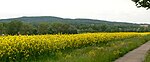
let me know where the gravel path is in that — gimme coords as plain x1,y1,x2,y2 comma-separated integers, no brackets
115,41,150,62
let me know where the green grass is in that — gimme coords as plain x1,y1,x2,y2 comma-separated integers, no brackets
29,35,150,62
144,51,150,62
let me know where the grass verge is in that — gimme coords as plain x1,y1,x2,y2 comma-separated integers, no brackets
144,51,150,62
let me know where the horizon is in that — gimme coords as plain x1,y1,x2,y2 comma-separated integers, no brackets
0,0,150,24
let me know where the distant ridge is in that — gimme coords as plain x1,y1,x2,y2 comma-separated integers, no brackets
0,16,146,25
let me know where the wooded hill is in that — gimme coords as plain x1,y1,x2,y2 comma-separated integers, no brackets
0,16,149,35
0,16,140,25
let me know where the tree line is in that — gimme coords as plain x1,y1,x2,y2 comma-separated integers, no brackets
0,20,150,35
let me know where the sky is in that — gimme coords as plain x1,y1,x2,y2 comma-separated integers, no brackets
0,0,150,24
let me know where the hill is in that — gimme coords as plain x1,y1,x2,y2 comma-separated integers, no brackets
0,16,149,35
0,16,139,26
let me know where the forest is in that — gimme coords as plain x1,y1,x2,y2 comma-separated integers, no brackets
0,16,149,35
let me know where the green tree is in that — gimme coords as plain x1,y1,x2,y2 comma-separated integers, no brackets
20,23,34,35
0,23,3,34
132,0,150,9
8,20,23,35
37,22,49,34
100,24,108,32
50,22,77,34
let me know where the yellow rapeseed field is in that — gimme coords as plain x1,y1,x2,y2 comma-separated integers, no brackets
0,32,149,61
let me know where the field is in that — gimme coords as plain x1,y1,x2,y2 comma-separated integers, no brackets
0,33,150,62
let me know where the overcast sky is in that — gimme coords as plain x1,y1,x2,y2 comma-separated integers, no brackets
0,0,150,24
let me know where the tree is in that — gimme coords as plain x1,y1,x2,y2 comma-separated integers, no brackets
8,20,23,35
50,22,77,34
20,23,34,35
0,23,3,34
37,22,49,34
132,0,150,9
100,24,108,32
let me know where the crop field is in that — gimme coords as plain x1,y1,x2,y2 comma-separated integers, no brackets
0,33,150,62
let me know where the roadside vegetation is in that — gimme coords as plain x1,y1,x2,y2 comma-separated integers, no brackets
144,50,150,62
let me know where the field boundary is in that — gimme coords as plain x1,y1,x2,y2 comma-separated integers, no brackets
115,41,150,62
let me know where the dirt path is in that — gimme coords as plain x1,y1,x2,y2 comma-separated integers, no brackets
115,41,150,62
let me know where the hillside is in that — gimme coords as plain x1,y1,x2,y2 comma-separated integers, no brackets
0,16,149,35
0,16,139,26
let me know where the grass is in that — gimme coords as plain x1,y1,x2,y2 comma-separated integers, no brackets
144,51,150,62
30,35,150,62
